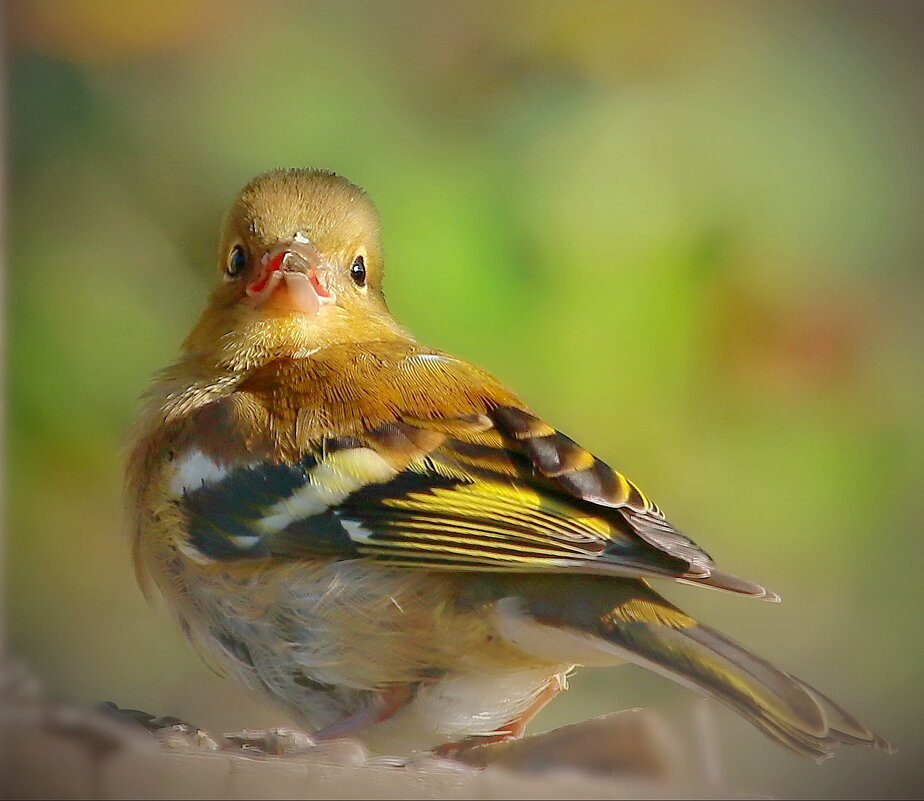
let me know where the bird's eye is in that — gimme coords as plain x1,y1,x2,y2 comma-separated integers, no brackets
350,255,367,287
227,245,248,277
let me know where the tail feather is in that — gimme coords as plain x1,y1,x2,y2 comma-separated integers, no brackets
807,687,894,752
501,575,892,760
592,590,892,760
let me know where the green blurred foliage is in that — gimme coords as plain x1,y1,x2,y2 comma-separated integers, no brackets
7,1,924,797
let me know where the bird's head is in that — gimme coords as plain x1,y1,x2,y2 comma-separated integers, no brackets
183,168,405,368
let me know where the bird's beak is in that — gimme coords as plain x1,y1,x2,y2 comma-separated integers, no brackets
245,234,335,315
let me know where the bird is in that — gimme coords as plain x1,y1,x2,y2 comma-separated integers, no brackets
126,167,890,761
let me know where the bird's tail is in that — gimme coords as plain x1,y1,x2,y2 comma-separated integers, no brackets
502,576,893,760
600,602,890,759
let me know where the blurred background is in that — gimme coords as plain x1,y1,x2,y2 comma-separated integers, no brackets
6,1,924,797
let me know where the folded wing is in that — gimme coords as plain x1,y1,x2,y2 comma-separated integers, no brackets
173,384,776,599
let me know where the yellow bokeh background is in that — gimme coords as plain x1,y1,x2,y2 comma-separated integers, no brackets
7,1,924,797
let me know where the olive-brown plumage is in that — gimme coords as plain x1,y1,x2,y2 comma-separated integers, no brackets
127,168,890,759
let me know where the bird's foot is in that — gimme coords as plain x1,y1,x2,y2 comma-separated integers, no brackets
433,731,515,760
447,708,681,778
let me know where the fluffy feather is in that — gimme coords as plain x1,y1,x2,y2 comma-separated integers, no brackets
126,168,890,757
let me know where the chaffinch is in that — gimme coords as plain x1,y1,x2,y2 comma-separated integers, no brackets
126,168,889,759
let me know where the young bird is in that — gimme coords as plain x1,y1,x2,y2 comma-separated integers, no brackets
127,168,889,760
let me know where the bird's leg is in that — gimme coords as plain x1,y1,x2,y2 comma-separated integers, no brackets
225,685,414,755
434,674,565,757
310,683,414,741
495,675,566,740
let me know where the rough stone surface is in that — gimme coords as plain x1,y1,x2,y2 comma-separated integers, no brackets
1,659,739,800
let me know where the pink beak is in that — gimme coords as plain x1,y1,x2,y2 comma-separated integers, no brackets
245,236,335,315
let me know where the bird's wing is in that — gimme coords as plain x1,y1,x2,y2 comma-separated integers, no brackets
170,346,775,599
